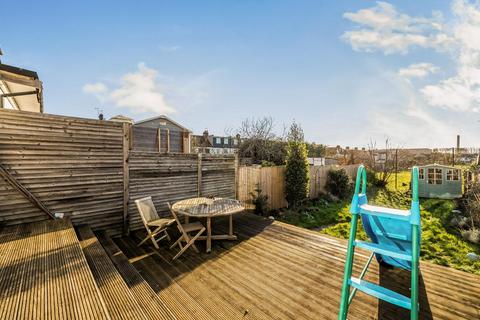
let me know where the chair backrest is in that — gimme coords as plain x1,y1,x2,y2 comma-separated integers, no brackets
135,197,159,227
167,202,186,235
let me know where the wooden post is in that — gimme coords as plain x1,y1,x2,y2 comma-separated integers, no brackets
166,129,170,153
122,123,131,235
395,149,398,190
0,163,55,219
157,128,161,152
235,153,239,199
197,153,202,196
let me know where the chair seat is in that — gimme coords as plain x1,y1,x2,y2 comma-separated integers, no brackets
147,218,175,228
182,221,205,233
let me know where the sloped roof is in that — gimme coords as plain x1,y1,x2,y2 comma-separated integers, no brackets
135,115,192,132
0,63,43,113
419,163,460,170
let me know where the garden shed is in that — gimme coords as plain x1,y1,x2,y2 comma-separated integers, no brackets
418,164,462,199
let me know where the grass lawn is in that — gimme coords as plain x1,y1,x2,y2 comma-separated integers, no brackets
278,171,480,275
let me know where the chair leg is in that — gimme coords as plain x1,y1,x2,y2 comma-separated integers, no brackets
138,234,151,247
164,230,171,242
170,236,183,249
183,233,200,253
150,236,160,249
172,227,205,260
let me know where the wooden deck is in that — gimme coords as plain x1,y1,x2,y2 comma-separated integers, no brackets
0,219,109,319
0,214,479,319
116,213,480,320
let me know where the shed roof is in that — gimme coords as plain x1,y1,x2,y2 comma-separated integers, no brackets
0,63,43,113
419,163,460,170
134,115,192,132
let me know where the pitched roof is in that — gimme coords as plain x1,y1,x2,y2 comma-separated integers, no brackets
0,63,43,113
134,115,192,132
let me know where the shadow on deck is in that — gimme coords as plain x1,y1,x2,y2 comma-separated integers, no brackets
115,213,480,320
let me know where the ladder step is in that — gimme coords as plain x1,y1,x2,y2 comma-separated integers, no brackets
349,277,411,310
355,241,412,261
359,204,411,221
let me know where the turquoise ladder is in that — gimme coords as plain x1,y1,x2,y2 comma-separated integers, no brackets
338,165,421,320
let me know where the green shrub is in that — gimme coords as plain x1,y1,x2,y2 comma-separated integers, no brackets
366,168,387,188
325,169,351,199
251,186,269,216
260,160,276,167
284,122,309,208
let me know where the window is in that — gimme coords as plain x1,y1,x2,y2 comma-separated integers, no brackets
215,137,222,144
446,169,460,181
224,138,229,144
427,168,442,184
419,168,424,180
159,121,167,126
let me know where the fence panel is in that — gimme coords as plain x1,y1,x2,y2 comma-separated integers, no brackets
237,164,358,210
127,152,236,231
0,108,125,234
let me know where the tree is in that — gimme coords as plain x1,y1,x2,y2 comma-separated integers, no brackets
366,138,408,187
306,142,326,158
235,117,287,165
284,122,309,208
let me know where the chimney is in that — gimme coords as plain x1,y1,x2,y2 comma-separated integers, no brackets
456,134,460,152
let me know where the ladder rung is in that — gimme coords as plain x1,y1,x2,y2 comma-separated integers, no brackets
359,204,411,221
349,277,411,310
354,241,412,261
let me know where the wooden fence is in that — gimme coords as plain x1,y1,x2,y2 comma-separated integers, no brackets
131,126,187,153
0,108,125,233
0,109,236,235
237,164,359,210
128,152,235,231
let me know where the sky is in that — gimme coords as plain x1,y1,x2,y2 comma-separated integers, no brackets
2,0,480,148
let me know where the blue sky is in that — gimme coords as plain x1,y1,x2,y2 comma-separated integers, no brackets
2,1,479,147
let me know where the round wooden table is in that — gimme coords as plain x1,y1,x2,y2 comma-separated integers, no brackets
171,197,245,253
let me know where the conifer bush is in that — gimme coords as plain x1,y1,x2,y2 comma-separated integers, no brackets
284,122,309,208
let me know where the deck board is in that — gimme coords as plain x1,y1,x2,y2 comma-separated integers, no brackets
116,213,480,320
0,219,110,320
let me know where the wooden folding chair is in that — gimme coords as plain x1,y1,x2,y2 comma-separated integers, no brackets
135,196,175,249
167,202,206,260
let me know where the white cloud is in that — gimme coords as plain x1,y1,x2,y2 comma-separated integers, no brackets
83,63,175,114
420,0,480,112
344,1,480,114
369,74,458,147
82,82,108,94
342,1,453,54
109,63,174,114
398,63,439,78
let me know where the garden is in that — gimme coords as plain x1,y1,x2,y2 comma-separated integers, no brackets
278,170,480,275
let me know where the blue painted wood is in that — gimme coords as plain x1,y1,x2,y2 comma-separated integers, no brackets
349,277,412,310
359,204,411,222
354,240,412,261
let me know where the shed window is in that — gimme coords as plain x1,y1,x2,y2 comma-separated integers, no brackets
427,168,442,185
446,169,460,181
419,168,424,180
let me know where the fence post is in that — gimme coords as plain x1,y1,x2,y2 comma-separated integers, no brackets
122,122,131,235
166,129,170,153
197,153,202,196
235,154,239,199
157,128,161,152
